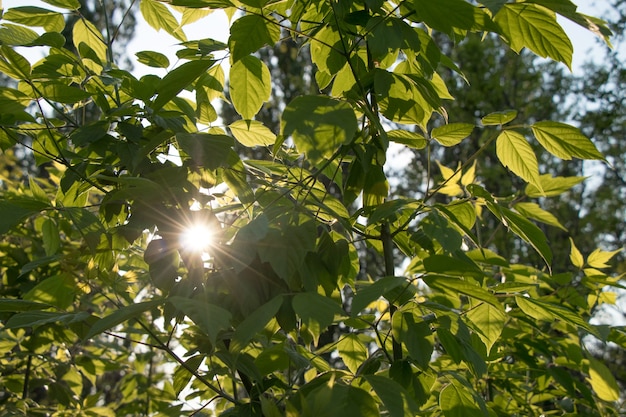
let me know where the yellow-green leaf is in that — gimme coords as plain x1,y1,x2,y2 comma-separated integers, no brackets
481,110,517,126
514,202,566,230
337,334,368,374
229,119,276,147
587,248,622,269
465,302,506,355
229,55,271,119
495,3,573,69
140,0,186,42
496,130,541,189
569,238,584,269
587,358,620,402
525,174,586,197
3,6,65,32
73,18,108,63
431,123,474,147
532,121,604,160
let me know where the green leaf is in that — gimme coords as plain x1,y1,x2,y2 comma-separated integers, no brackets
587,357,620,401
392,309,433,369
229,55,271,119
0,23,40,46
423,276,500,308
487,204,552,267
0,45,31,80
496,130,541,189
387,129,427,149
136,50,170,68
230,296,283,353
176,132,234,170
525,174,586,197
292,292,344,345
41,0,80,9
465,302,505,355
73,18,108,63
0,299,51,312
431,123,474,146
481,110,517,126
337,334,368,374
85,299,164,339
229,119,276,147
440,381,484,417
531,121,604,160
140,0,186,41
5,311,90,329
281,95,357,163
152,59,214,111
514,202,566,230
351,276,408,317
3,7,65,32
173,355,204,396
23,274,74,309
364,375,421,417
168,296,232,344
495,3,573,69
413,0,480,34
0,198,48,234
32,82,91,103
228,14,281,63
515,296,595,334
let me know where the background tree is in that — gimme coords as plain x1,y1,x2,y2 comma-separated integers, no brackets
0,1,624,416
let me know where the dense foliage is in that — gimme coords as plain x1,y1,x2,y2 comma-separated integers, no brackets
0,0,624,416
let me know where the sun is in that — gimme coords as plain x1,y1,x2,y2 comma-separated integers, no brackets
179,222,215,254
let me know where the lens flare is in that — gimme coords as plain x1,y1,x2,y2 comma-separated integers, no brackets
180,223,214,254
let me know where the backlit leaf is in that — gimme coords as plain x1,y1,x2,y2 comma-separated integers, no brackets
337,334,368,374
140,0,186,41
465,302,505,354
496,130,541,189
41,0,80,9
495,3,573,68
230,296,283,353
281,95,357,163
525,174,586,197
229,119,276,147
532,121,604,160
365,375,421,417
569,238,584,269
230,55,271,119
3,7,65,32
587,358,620,401
487,204,552,267
168,296,232,344
153,59,214,111
228,14,280,63
514,202,566,230
293,292,344,345
587,248,622,269
73,18,108,62
431,123,474,147
136,51,170,68
481,110,517,126
351,276,409,317
440,382,484,417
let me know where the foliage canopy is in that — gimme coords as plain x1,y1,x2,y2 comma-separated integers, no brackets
0,0,624,416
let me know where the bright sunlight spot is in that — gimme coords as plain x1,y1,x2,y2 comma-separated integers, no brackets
180,223,215,254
